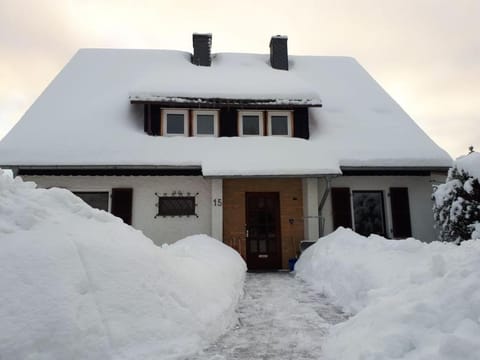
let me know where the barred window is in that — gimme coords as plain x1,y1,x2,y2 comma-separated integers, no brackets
157,196,196,217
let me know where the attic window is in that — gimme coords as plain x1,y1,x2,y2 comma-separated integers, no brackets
238,111,264,136
193,110,218,136
162,109,188,136
267,111,292,136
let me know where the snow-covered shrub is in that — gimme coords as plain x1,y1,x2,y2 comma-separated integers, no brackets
432,152,480,243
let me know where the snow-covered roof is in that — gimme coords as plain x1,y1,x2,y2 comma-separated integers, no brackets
456,152,480,179
0,49,452,176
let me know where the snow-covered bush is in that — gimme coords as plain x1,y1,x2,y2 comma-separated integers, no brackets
432,152,480,243
0,170,246,359
296,227,480,360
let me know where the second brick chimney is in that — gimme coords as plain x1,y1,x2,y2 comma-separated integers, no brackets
269,35,288,71
192,33,212,66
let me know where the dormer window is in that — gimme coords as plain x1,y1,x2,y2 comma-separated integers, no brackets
140,104,311,139
239,111,264,136
162,109,189,136
267,111,292,136
193,110,218,136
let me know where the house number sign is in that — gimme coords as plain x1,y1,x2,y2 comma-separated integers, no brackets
213,198,222,207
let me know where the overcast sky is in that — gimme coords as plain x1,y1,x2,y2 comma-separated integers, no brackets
0,0,478,158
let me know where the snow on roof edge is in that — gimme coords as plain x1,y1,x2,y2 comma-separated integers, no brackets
128,94,322,106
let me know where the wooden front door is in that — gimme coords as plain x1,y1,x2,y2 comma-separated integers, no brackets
245,192,282,270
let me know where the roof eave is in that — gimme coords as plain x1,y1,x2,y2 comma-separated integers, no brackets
129,97,322,109
8,165,203,177
340,166,450,176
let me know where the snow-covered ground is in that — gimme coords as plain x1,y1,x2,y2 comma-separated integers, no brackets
296,228,480,360
0,170,246,360
192,272,346,360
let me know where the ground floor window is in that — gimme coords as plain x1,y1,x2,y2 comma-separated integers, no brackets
157,196,196,217
352,191,386,237
73,192,109,211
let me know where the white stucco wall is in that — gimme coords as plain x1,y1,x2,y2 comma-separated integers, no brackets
21,173,444,244
24,175,213,246
302,178,319,241
320,175,442,242
211,178,223,241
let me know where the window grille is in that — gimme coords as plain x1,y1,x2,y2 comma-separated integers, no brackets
155,192,199,217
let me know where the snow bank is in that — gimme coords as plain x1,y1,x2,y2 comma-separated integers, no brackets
0,170,246,360
296,228,480,360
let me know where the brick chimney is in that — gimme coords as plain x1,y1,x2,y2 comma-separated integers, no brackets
192,33,212,66
269,35,288,70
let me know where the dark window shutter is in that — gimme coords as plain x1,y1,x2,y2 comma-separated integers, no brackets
219,108,238,137
150,105,161,135
144,104,152,134
293,108,309,139
143,104,148,133
390,187,412,238
331,187,352,229
111,188,133,225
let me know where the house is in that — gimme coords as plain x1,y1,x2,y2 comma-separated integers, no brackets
0,34,452,269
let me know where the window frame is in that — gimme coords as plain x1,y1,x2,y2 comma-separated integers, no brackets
72,190,111,212
161,109,189,136
351,190,387,237
267,111,293,137
238,110,264,136
156,196,197,217
192,110,219,137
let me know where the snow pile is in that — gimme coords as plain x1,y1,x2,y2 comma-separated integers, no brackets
296,228,480,360
0,170,246,360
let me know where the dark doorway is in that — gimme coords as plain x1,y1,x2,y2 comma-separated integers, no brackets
245,192,282,270
111,188,133,225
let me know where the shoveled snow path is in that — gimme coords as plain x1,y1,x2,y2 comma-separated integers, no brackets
192,272,347,360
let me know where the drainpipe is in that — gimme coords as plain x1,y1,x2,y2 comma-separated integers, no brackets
317,176,333,236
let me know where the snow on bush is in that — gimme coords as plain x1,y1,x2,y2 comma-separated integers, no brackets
296,228,480,360
0,170,246,360
433,151,480,243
